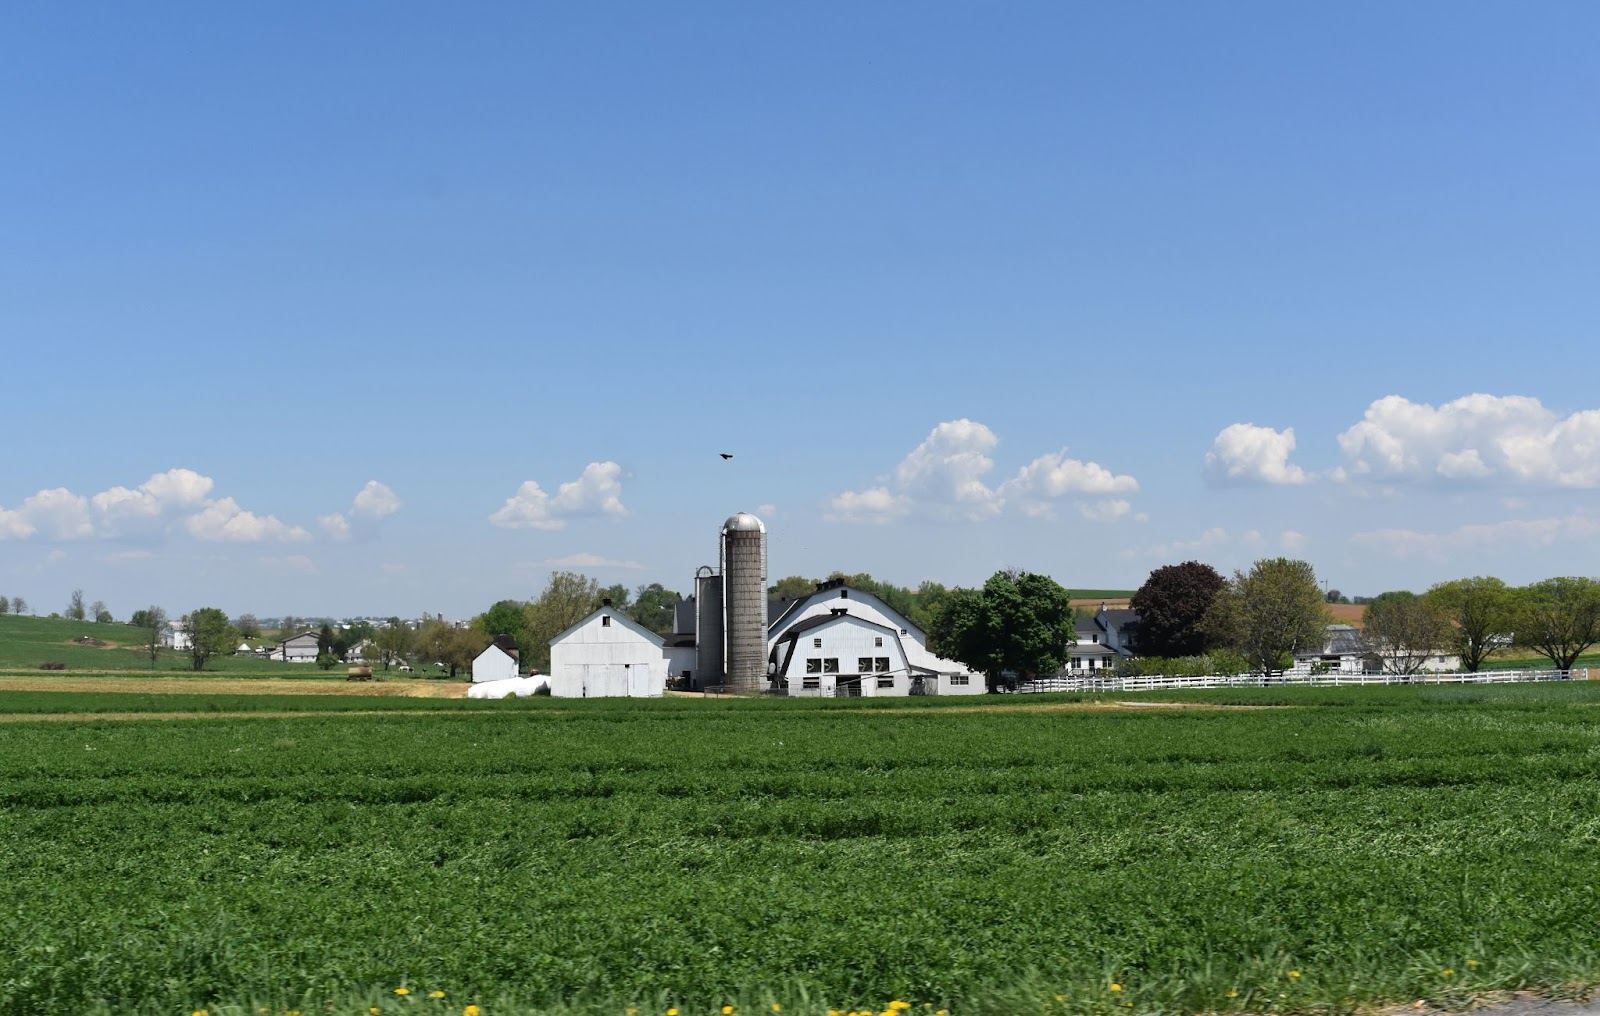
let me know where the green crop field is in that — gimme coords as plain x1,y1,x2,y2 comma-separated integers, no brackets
4,687,1600,1016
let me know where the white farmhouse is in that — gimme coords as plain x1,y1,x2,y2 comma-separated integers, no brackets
472,634,521,683
162,620,193,651
548,600,666,698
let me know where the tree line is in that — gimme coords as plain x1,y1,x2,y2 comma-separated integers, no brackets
921,561,1600,691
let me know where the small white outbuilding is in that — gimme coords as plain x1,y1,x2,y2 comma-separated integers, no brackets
472,634,522,683
548,601,666,698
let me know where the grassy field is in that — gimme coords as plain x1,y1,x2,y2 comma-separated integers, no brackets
4,686,1600,1015
0,613,451,678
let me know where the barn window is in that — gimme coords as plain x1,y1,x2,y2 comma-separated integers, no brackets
822,658,839,673
899,629,907,636
874,636,883,647
813,637,822,648
950,675,970,686
802,677,820,689
876,675,894,689
874,657,890,672
858,657,873,673
805,658,822,673
601,616,611,627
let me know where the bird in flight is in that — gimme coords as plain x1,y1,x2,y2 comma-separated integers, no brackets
720,453,734,460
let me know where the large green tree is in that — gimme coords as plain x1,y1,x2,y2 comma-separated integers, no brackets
67,589,86,621
929,570,1075,693
1423,576,1512,672
187,607,238,672
629,583,683,634
524,572,604,672
372,617,415,671
1362,591,1454,676
473,599,533,651
1129,560,1226,658
1511,577,1600,672
1203,558,1328,675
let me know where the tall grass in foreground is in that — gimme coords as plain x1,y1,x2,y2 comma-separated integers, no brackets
4,685,1600,1014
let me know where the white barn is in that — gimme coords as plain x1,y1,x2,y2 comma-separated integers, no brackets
766,581,984,695
548,601,667,698
273,631,320,663
771,609,918,697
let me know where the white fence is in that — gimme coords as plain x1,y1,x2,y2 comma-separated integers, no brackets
1017,668,1590,694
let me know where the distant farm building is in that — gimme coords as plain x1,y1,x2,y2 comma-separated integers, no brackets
472,634,521,684
273,631,320,663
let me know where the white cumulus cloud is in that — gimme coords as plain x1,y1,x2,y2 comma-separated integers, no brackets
321,480,402,540
490,462,629,530
185,498,310,543
1337,394,1600,488
0,468,307,545
1204,423,1309,486
827,420,1138,524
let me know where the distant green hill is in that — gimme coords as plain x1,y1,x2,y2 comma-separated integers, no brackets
1069,588,1136,600
0,613,300,675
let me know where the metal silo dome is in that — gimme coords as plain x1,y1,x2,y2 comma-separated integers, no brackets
722,512,766,534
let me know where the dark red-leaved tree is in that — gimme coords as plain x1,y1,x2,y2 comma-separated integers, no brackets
1130,561,1226,658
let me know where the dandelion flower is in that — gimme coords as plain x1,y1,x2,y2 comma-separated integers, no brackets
723,1006,735,1014
1442,970,1455,977
430,991,447,999
668,1010,679,1016
464,1008,481,1016
395,988,412,996
1467,961,1480,967
1109,984,1123,993
627,1009,639,1015
1288,971,1301,979
773,1006,782,1012
890,1004,910,1012
371,1009,382,1015
193,1010,210,1016
1226,991,1239,999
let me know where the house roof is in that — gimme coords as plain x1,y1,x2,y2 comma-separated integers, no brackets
1096,609,1141,630
1302,623,1369,657
490,633,520,657
1068,642,1118,658
768,584,923,641
774,610,905,679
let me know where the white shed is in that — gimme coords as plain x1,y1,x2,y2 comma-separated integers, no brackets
548,603,666,698
472,635,522,683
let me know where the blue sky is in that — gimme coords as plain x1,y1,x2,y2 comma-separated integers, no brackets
4,2,1599,620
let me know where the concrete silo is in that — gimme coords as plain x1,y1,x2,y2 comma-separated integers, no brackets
720,512,768,693
694,565,724,690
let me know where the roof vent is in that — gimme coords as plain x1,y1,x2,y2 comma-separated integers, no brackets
831,607,848,616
